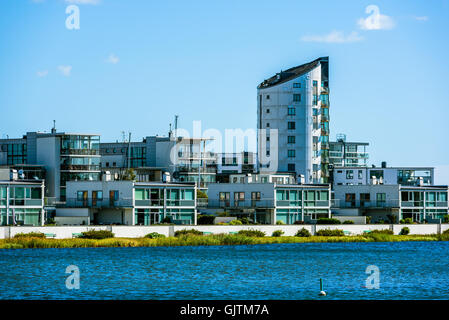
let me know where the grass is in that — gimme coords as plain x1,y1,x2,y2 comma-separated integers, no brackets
0,232,447,249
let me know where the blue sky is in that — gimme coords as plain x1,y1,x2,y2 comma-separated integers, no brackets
0,0,448,183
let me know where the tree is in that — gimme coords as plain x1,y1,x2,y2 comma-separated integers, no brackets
121,168,136,181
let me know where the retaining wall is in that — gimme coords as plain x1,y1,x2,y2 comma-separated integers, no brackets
0,224,447,239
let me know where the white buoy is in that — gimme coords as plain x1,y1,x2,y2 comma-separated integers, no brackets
319,278,326,296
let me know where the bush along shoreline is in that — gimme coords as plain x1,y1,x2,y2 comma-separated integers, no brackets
1,228,449,249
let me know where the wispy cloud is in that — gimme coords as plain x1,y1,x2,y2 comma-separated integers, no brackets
65,0,101,4
106,54,119,64
36,70,48,77
414,16,429,21
58,65,72,77
301,30,363,43
357,5,395,30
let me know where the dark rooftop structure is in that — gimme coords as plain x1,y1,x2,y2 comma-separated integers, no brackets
257,56,329,89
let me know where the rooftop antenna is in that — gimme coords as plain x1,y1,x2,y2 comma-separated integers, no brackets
169,123,172,137
174,115,179,138
51,120,56,134
121,131,126,142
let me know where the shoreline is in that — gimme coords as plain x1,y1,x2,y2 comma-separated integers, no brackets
1,233,447,249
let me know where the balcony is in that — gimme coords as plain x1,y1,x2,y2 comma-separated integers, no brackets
8,199,43,206
332,199,400,209
60,149,100,156
207,199,274,208
60,164,101,171
64,198,133,208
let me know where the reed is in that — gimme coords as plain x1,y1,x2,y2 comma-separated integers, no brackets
0,233,445,249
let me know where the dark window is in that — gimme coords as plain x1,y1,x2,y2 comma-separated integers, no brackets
266,108,270,113
288,150,295,158
288,122,296,130
288,107,296,115
288,163,295,171
293,94,301,102
293,83,301,88
288,136,295,144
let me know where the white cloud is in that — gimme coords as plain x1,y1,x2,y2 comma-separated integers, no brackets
65,0,101,4
36,70,48,77
301,30,363,43
357,5,395,30
414,16,429,21
58,65,72,77
106,54,119,64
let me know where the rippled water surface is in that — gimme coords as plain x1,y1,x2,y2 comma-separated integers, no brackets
1,242,448,300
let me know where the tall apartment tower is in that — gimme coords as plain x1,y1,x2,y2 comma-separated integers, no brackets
257,57,330,184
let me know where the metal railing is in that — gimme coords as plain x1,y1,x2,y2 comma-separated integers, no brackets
65,198,133,208
332,199,400,208
8,199,43,206
207,199,274,208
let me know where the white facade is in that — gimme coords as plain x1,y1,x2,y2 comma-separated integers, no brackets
257,57,329,184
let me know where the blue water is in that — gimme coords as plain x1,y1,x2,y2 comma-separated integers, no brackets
0,242,448,300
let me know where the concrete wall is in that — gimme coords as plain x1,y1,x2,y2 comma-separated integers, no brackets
332,216,366,224
0,224,446,239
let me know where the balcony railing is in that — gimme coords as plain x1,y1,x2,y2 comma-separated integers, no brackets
207,199,274,208
8,199,43,206
60,149,100,156
64,198,133,208
332,199,400,208
60,164,101,171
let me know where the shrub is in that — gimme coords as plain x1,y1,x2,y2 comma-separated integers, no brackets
442,229,449,235
237,229,266,237
197,214,215,225
293,220,305,225
144,232,165,239
218,212,230,217
197,189,208,199
161,217,172,224
276,220,285,225
14,232,46,239
295,228,311,237
401,218,413,224
316,229,345,237
316,218,341,225
174,229,204,237
443,215,449,224
366,216,372,224
272,230,284,237
343,220,354,224
399,227,410,235
79,230,114,239
238,217,250,225
369,229,393,235
229,219,243,225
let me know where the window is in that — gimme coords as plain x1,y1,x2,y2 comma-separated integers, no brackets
288,136,295,144
376,193,386,206
266,95,270,100
288,122,296,130
266,136,270,142
105,162,109,167
293,94,301,102
346,170,354,179
288,163,295,172
251,192,261,201
266,150,270,156
360,193,370,207
370,170,384,179
266,108,270,113
113,162,117,167
266,123,270,128
234,192,245,206
345,193,356,207
288,150,296,158
313,80,318,87
288,107,296,115
358,170,363,179
219,192,230,205
293,83,301,88
313,95,318,105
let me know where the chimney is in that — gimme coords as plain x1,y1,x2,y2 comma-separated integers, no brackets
381,161,387,168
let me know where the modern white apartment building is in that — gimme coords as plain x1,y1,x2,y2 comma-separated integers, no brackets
329,134,369,168
332,165,434,186
205,183,331,224
257,57,330,184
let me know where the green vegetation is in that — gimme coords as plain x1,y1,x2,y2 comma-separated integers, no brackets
343,220,354,224
272,230,284,237
1,232,447,249
276,220,285,225
79,230,115,239
238,217,251,225
295,228,311,237
237,229,266,237
316,229,345,236
317,218,341,225
196,189,208,199
174,229,203,237
400,227,410,235
400,218,414,224
14,232,46,239
229,219,243,225
144,232,166,239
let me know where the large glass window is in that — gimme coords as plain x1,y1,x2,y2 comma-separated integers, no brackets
288,107,296,115
293,94,301,102
288,122,296,130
